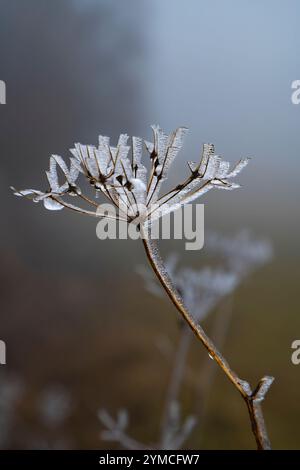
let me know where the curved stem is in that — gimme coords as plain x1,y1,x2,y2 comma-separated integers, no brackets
141,226,273,450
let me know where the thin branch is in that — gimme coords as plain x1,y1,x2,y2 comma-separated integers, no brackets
52,197,127,222
140,224,273,450
246,376,274,450
78,193,99,207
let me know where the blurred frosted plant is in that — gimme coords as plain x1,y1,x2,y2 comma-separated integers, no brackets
158,401,197,450
205,230,273,275
137,257,238,322
0,375,24,448
25,436,74,450
12,124,273,449
98,409,148,451
37,386,72,428
139,231,272,320
99,404,196,451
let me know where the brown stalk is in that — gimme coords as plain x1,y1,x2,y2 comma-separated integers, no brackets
141,226,273,450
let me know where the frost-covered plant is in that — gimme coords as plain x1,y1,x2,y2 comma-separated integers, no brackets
11,126,248,221
99,232,272,449
138,255,238,322
0,375,24,448
37,386,73,428
12,125,273,449
0,376,74,449
98,404,197,451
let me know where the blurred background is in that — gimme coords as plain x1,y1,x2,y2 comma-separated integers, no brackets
0,0,299,449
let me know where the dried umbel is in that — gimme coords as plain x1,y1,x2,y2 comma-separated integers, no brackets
12,125,249,224
11,125,273,450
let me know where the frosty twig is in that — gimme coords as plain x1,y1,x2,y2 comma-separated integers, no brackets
141,226,273,450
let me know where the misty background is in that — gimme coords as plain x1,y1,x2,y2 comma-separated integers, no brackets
0,0,299,449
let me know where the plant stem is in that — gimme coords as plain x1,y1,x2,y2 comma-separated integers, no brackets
195,296,235,442
141,227,273,450
160,325,191,446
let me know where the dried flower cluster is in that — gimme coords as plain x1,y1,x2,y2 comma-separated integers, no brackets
12,125,249,223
